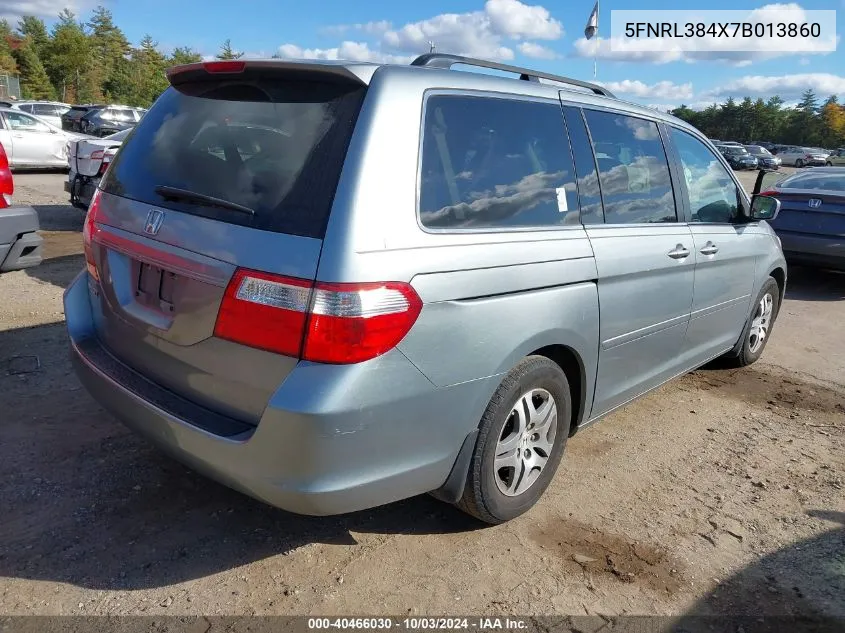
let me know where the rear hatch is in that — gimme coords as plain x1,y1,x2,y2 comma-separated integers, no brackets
86,61,367,425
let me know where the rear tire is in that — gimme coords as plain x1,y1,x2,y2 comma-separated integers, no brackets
456,356,571,525
723,278,780,368
796,159,804,168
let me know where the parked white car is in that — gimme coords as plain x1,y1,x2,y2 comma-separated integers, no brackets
0,107,88,169
776,146,829,167
10,101,71,129
66,127,130,208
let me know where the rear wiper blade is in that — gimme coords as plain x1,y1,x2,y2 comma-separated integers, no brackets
154,185,255,216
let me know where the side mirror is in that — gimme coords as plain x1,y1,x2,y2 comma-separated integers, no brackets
750,194,780,221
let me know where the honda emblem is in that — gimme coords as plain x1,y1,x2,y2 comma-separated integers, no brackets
144,209,165,235
808,198,822,209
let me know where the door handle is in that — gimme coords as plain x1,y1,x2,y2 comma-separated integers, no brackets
700,242,719,256
667,244,690,260
12,133,23,138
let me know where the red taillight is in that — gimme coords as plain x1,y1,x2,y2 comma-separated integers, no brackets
203,61,246,74
805,154,813,159
98,149,115,176
758,190,778,197
214,269,312,357
303,281,423,364
214,270,422,364
0,142,12,209
83,188,102,281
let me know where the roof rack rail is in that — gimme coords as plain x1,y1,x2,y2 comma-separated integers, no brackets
410,53,615,98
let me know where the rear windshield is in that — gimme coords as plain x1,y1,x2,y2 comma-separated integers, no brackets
101,77,365,238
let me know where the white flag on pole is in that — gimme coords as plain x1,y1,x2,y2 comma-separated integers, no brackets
585,2,599,39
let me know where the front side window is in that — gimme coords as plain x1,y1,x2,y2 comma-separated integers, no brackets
583,110,676,224
670,127,741,224
5,111,50,133
419,94,579,230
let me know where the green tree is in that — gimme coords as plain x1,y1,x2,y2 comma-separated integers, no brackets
129,35,168,107
16,16,50,60
169,46,202,66
216,39,242,60
87,6,131,101
12,37,54,99
46,10,91,102
0,20,19,76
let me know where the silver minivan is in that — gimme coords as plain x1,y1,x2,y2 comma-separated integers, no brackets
65,55,787,524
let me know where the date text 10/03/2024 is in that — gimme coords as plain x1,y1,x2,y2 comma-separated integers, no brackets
307,618,529,630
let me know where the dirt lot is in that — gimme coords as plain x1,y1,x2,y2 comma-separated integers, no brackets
0,171,843,619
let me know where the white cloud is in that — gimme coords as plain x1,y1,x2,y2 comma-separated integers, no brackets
321,20,392,37
276,41,413,64
285,0,562,63
382,11,515,60
517,42,557,59
485,0,562,40
599,79,693,100
0,0,95,22
699,73,845,101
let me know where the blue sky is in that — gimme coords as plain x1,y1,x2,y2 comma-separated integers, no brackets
2,0,843,110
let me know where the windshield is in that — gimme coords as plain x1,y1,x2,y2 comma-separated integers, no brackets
745,146,770,155
101,78,365,238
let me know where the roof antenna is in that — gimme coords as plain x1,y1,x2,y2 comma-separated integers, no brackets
428,41,436,53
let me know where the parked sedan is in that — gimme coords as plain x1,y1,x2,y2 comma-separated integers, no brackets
716,144,759,170
0,107,88,169
760,167,845,271
744,145,781,170
777,146,829,167
825,148,845,166
66,128,129,208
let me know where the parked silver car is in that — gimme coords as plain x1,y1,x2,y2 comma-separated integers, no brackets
64,55,787,524
10,100,72,129
0,107,87,169
777,146,829,168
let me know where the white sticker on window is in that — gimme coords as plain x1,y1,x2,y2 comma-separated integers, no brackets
556,187,569,213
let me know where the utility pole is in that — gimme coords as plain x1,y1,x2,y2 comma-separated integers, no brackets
428,41,436,53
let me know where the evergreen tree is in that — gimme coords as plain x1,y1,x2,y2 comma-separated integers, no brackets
12,37,54,99
216,39,243,60
17,16,50,61
0,20,19,76
129,35,168,107
87,6,131,101
45,10,91,102
169,46,202,66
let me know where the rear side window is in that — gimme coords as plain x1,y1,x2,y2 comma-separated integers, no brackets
419,94,579,230
583,109,676,224
102,78,365,238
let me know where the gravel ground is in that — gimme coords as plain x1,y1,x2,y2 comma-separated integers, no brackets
0,170,842,618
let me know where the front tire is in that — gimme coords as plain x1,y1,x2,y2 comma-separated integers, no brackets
724,278,780,368
826,161,833,167
456,356,571,525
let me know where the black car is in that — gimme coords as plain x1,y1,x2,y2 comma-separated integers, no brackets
80,105,143,137
744,145,781,170
61,104,106,132
716,144,759,170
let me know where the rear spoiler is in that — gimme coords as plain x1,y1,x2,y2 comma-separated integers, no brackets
166,59,376,87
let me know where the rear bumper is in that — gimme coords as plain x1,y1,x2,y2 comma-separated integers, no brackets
0,206,43,272
777,231,845,271
64,272,493,515
66,173,99,209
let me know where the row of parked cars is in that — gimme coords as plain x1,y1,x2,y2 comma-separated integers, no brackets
710,139,843,170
